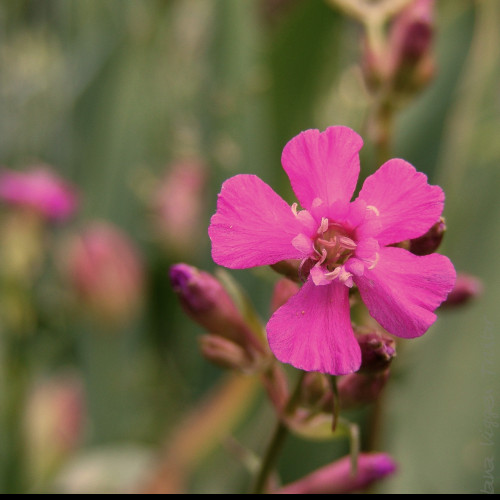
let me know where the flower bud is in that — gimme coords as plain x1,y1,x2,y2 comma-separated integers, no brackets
0,166,78,222
355,330,396,374
409,217,446,256
299,372,332,410
169,264,265,355
338,370,390,409
440,272,483,308
199,334,261,372
24,374,85,482
388,0,436,95
152,160,206,256
275,452,397,494
62,222,144,327
270,278,300,313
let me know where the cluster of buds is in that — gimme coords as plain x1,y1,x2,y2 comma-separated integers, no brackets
362,0,436,101
169,264,270,373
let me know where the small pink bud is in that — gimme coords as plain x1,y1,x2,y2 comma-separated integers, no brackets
0,166,78,222
261,363,290,413
270,278,300,313
409,217,446,256
275,453,397,494
440,272,483,308
25,374,85,480
152,160,206,256
388,0,436,94
63,222,145,326
199,334,262,372
338,370,390,409
355,330,396,374
170,264,265,355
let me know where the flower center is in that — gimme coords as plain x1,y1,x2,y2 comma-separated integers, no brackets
314,217,356,271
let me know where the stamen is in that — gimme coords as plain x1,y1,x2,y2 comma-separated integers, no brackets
317,217,329,235
338,236,357,250
291,203,299,217
367,205,380,216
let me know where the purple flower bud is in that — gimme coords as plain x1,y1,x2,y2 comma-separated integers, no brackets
199,335,261,372
338,371,390,409
389,0,436,94
170,264,265,354
356,330,397,374
440,272,483,308
409,217,446,256
275,453,397,494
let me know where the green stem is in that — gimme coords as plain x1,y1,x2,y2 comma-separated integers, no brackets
252,371,306,494
1,336,29,493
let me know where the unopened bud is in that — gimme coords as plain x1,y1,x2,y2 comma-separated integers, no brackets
389,0,436,95
355,330,396,374
299,372,332,411
270,278,300,313
62,222,144,327
152,160,206,256
440,272,483,308
25,374,85,482
262,363,290,413
338,370,390,409
170,264,265,354
199,335,261,372
275,452,397,494
409,217,446,256
0,166,78,222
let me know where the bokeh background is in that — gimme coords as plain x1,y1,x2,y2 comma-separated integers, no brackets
0,0,498,494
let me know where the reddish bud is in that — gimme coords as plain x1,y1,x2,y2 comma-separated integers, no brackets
338,370,390,409
63,222,144,327
152,160,206,256
409,217,446,256
389,0,436,94
275,453,397,494
440,272,483,308
355,330,396,374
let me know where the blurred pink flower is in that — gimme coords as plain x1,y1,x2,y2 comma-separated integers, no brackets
275,453,397,494
25,374,85,479
209,126,456,375
0,167,78,221
64,222,144,325
153,160,206,254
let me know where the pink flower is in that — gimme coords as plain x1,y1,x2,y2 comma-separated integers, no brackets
0,167,78,221
275,453,397,494
209,126,456,375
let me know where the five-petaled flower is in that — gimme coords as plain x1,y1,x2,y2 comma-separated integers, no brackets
209,126,456,375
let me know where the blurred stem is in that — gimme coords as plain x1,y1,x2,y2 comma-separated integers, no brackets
1,335,30,494
252,370,306,494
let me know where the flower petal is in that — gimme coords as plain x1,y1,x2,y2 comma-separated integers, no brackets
267,280,361,375
356,159,444,245
209,175,312,269
281,126,363,209
355,246,456,339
